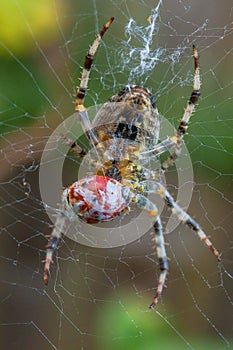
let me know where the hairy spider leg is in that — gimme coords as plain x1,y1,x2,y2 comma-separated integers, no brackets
44,19,115,284
140,136,178,158
60,18,115,165
60,135,123,174
43,204,66,284
60,134,87,158
161,45,200,170
75,17,114,146
132,193,168,308
140,180,221,261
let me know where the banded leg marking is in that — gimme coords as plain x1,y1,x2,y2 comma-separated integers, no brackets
75,18,114,145
140,181,221,261
164,190,220,261
134,194,168,308
61,134,87,158
44,208,66,285
162,45,201,171
75,17,114,111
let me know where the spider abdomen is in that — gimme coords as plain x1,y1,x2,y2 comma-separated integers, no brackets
92,86,160,148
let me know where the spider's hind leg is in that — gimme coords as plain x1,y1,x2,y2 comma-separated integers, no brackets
75,18,114,146
162,45,200,171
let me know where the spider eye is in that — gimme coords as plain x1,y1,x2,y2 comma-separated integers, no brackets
67,175,130,223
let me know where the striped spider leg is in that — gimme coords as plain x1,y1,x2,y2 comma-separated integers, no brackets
131,192,168,309
43,188,72,285
43,18,114,283
59,17,115,158
75,17,114,144
141,45,200,171
135,180,221,308
161,45,200,171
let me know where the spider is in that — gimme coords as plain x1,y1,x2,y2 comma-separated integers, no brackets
43,17,221,308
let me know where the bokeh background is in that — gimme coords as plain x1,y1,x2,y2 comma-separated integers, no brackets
0,1,232,349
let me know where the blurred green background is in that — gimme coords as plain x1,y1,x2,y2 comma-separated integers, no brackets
0,1,232,349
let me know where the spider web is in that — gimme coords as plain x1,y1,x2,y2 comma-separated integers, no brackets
0,0,232,349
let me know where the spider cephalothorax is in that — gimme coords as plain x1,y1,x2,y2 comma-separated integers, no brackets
44,17,221,308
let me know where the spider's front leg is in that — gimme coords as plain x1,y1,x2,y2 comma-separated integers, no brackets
133,193,169,308
43,192,68,284
140,180,221,261
162,45,200,171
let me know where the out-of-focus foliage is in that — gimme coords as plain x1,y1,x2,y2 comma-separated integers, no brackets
0,0,58,55
96,294,230,350
0,1,65,135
